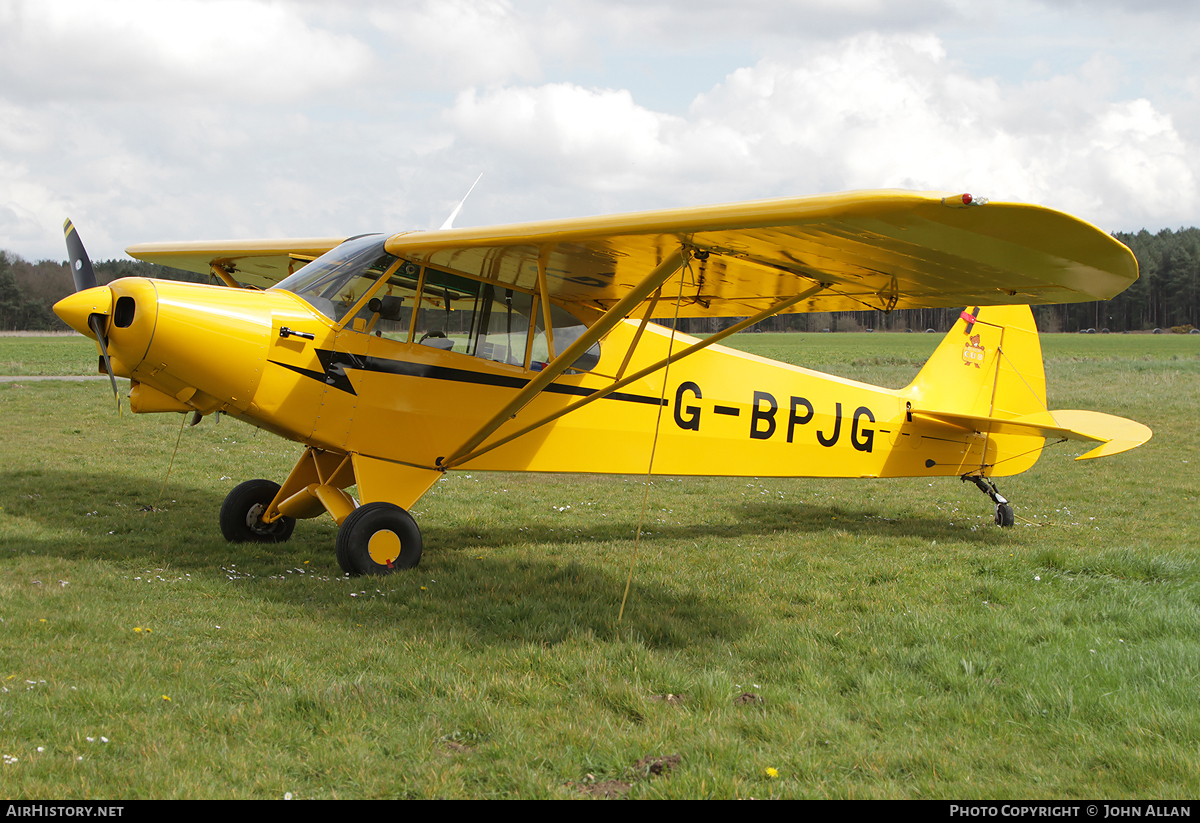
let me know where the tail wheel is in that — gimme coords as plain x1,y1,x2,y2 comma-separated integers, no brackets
220,479,295,543
335,502,422,575
995,503,1015,528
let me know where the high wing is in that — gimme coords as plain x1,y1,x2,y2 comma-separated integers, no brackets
124,190,1137,315
384,190,1138,317
126,237,349,289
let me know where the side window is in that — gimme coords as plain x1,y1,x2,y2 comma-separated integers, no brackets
409,267,599,372
531,302,601,373
411,270,484,354
411,271,533,365
347,290,415,341
471,288,534,366
343,264,422,340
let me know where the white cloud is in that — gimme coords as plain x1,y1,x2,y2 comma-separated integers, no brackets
543,0,959,44
449,85,681,187
0,0,371,102
367,0,544,89
1077,100,1197,219
444,33,1200,231
1036,0,1200,16
2,2,1198,261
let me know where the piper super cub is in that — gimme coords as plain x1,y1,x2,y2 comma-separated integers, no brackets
53,190,1152,575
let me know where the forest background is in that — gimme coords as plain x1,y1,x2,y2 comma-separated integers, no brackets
2,227,1198,335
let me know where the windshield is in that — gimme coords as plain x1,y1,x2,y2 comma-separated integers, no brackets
272,235,397,322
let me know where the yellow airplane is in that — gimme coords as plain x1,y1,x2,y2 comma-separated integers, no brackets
53,190,1151,575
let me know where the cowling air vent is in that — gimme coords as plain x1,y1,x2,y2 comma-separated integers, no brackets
114,295,136,328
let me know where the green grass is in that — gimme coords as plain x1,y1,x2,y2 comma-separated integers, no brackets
0,334,1198,798
0,336,99,376
728,329,1199,386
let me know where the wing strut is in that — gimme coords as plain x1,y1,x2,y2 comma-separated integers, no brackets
209,264,241,289
442,281,828,469
536,248,556,361
438,248,689,469
615,286,663,380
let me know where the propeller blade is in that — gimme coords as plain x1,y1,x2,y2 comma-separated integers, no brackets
63,218,98,292
65,221,119,415
89,313,121,416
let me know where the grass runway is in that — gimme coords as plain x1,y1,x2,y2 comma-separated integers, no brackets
0,332,1197,798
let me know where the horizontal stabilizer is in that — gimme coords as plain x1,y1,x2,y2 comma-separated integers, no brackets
1050,410,1153,460
912,408,1152,460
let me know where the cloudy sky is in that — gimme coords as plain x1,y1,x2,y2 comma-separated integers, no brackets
2,0,1198,261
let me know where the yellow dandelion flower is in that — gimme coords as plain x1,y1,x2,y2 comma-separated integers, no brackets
765,767,779,779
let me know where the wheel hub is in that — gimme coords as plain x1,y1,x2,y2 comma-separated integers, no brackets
367,529,402,566
245,502,277,535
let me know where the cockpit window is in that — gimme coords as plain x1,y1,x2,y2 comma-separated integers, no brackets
278,240,600,372
272,235,399,323
532,302,601,373
411,274,533,365
409,269,599,372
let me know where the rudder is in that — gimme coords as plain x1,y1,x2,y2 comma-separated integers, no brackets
904,306,1051,476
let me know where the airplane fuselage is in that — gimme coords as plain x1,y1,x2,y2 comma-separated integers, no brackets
56,276,1032,506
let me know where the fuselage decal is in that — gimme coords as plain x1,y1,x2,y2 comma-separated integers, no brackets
269,349,667,407
668,383,876,452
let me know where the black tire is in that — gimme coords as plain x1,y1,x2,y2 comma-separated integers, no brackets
219,479,295,543
335,502,422,575
995,503,1015,528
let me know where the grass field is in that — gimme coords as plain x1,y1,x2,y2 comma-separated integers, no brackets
0,332,1197,799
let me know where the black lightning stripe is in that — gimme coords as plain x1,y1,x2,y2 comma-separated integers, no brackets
269,349,667,407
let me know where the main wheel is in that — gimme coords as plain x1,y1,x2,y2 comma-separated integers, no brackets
335,502,422,575
219,479,295,543
995,502,1015,528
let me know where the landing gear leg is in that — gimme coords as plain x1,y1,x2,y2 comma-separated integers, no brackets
963,474,1015,528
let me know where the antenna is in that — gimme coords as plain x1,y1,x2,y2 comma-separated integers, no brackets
439,173,483,231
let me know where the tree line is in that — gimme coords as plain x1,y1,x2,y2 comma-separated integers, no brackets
670,227,1200,335
0,252,204,331
3,226,1199,332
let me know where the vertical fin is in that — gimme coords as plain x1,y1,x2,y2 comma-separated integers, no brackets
904,305,1049,476
906,305,1046,419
